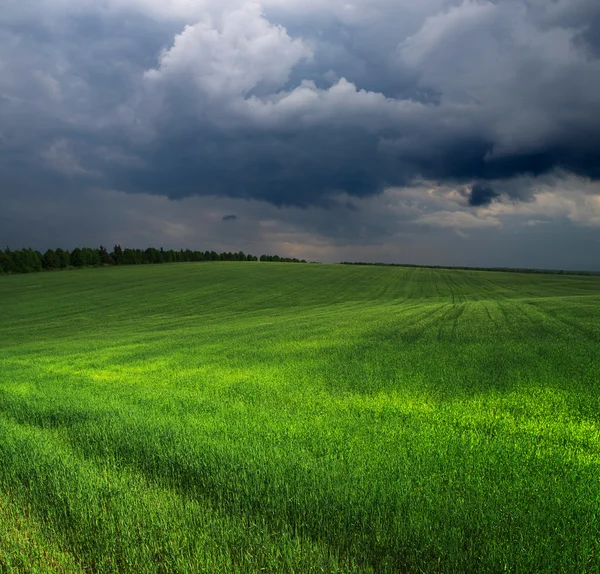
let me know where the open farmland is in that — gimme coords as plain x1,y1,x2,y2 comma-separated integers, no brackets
1,263,600,573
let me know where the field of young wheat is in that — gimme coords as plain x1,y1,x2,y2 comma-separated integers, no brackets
1,263,599,572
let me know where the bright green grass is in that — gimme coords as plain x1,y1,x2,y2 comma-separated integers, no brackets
1,263,600,572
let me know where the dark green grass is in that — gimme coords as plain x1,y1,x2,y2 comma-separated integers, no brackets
1,263,600,572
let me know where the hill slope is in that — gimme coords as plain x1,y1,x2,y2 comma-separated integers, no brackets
1,263,599,572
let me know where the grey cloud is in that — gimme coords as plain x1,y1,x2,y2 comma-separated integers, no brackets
222,214,237,221
121,0,600,207
1,0,600,267
469,183,499,207
3,183,599,270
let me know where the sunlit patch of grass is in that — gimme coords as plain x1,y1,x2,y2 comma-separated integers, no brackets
1,263,600,571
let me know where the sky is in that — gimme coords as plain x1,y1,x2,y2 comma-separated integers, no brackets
1,0,600,269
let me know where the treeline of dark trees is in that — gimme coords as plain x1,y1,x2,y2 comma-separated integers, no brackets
0,246,307,274
340,261,600,276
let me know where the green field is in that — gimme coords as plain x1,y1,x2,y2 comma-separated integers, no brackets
1,263,600,572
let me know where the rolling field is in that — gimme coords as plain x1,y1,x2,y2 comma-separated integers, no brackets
1,263,600,573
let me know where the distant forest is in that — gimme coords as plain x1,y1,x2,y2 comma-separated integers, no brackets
0,246,307,274
2,246,597,276
341,261,600,276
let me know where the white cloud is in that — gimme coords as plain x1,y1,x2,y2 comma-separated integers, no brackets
239,77,425,129
400,1,496,70
398,0,600,156
144,3,311,99
483,176,600,227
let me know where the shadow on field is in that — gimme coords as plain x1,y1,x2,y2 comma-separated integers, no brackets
315,300,600,400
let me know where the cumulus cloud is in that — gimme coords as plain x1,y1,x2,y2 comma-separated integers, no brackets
144,4,312,100
123,0,600,207
481,174,600,228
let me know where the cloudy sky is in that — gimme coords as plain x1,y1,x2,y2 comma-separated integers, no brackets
2,0,600,268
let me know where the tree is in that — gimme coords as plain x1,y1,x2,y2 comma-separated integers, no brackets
70,248,84,267
12,249,42,273
113,244,124,265
55,248,70,269
43,249,59,270
145,247,162,264
98,245,112,265
80,247,100,266
0,248,14,274
122,248,138,265
0,243,308,274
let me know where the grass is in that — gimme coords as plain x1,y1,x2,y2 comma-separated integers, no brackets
1,262,599,572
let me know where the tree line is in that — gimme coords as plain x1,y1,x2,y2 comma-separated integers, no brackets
0,246,307,274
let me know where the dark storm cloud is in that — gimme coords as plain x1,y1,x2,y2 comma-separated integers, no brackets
222,214,237,221
469,184,499,207
117,1,600,205
1,0,600,220
111,124,400,206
